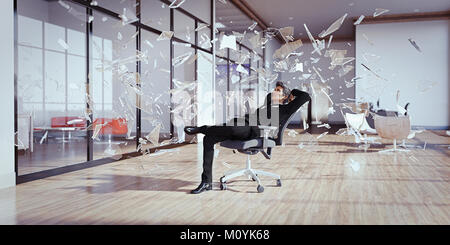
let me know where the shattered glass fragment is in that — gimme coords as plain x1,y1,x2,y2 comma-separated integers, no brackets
349,159,360,172
278,26,294,42
295,62,303,72
311,39,326,55
316,131,328,139
345,80,355,88
318,13,347,38
408,38,422,52
146,123,161,146
120,7,138,25
58,0,70,10
57,38,69,50
92,14,104,24
92,124,104,140
169,0,186,8
321,88,334,105
297,132,318,152
287,129,298,137
195,23,209,32
67,118,84,125
236,64,249,75
317,123,331,129
362,33,374,45
172,51,193,68
354,15,365,25
248,21,258,31
157,31,174,41
312,66,326,83
222,161,231,168
327,35,333,48
331,57,355,66
361,63,387,81
338,65,354,77
249,33,262,49
373,8,389,17
215,22,226,29
144,40,154,48
416,80,437,93
220,34,237,50
362,52,381,63
187,54,198,64
39,131,48,144
310,57,320,64
231,74,240,84
335,127,349,136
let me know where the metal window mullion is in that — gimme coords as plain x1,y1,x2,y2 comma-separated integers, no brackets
86,5,93,161
65,28,68,114
169,8,174,138
136,0,141,148
194,19,198,127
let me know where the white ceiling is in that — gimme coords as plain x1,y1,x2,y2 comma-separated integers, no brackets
243,0,450,39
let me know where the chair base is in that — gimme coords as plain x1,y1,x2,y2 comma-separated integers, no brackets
378,148,410,154
378,139,410,154
220,155,281,193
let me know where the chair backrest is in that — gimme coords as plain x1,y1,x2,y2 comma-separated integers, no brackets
374,115,410,140
274,110,298,146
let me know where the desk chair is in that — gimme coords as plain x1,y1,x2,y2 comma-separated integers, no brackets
375,115,411,153
218,104,309,193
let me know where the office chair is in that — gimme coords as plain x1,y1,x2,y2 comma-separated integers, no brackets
375,115,411,153
218,99,311,193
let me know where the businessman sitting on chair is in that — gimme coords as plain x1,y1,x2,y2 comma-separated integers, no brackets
184,81,311,194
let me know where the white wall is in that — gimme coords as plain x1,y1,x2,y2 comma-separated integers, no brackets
0,0,16,188
356,20,449,128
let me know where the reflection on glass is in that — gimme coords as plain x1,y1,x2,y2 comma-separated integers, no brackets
174,10,195,44
91,10,137,160
17,0,87,175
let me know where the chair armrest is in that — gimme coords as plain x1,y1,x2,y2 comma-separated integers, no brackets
257,126,277,149
257,126,278,139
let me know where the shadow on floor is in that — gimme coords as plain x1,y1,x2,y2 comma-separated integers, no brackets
62,174,196,194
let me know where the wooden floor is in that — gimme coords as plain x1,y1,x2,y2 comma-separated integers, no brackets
1,129,449,225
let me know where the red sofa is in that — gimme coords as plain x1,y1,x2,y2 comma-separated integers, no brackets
92,118,128,135
51,117,87,128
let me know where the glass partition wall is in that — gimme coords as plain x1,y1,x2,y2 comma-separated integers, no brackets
15,0,213,180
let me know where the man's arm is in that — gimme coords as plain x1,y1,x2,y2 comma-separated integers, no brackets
286,89,311,115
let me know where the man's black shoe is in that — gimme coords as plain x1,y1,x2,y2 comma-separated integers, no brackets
190,182,212,194
184,126,202,135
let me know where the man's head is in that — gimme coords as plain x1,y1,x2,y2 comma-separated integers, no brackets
271,81,292,105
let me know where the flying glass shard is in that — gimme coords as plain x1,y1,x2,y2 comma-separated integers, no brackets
157,31,174,41
373,8,389,17
318,13,347,38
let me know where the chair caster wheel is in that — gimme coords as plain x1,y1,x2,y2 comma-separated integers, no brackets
257,185,264,193
276,179,282,187
220,177,227,190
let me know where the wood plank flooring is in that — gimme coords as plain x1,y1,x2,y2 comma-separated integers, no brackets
0,129,449,224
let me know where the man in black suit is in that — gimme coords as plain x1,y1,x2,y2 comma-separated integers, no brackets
184,82,311,194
